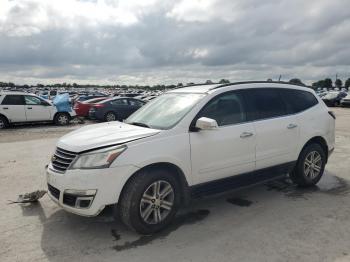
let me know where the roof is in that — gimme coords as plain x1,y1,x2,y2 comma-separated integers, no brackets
169,81,312,94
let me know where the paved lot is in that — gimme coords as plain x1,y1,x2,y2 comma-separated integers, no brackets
1,108,350,262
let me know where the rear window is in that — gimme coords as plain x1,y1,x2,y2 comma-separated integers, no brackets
1,95,24,105
279,89,318,114
244,88,286,121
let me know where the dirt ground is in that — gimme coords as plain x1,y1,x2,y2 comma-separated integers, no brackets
1,108,350,262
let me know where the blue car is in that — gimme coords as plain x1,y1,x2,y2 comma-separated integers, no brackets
89,97,146,122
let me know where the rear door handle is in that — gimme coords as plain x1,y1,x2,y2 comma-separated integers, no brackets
240,132,254,138
27,107,32,110
3,107,8,110
287,123,298,129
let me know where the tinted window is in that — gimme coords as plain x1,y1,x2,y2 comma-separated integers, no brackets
128,99,144,107
244,89,286,120
279,89,318,114
110,99,128,106
198,91,246,126
2,95,24,105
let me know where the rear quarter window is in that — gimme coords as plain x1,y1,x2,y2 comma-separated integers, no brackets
1,95,25,105
279,89,318,114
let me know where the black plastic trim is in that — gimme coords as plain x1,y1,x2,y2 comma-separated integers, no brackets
190,161,296,198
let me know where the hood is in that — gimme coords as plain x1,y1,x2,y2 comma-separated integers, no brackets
57,121,160,152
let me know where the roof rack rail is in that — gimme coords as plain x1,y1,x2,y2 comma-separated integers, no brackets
209,80,309,90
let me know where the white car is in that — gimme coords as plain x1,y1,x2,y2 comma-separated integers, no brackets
0,92,76,128
46,82,335,234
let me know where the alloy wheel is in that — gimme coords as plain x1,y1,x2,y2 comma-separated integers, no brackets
139,180,175,224
0,119,5,129
106,113,116,122
303,151,322,179
58,115,69,125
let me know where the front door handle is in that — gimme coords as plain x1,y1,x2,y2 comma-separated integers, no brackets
287,123,298,129
240,132,254,138
27,107,32,110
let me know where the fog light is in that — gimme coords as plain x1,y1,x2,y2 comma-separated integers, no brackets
76,197,94,209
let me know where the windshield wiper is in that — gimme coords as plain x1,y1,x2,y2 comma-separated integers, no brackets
128,122,150,128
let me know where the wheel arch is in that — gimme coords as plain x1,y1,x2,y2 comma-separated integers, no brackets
0,113,10,125
301,136,329,163
118,162,191,206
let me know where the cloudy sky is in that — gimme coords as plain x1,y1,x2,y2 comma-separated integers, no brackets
0,0,350,85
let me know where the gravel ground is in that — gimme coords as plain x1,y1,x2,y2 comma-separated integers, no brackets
0,108,350,262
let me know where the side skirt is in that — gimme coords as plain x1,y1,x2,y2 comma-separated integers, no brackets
190,161,296,198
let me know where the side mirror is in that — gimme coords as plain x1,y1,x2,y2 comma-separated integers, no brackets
195,117,218,130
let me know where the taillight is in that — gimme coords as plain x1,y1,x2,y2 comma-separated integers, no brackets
328,111,336,119
93,104,105,108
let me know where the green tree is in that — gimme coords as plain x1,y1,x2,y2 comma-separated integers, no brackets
219,79,230,84
324,78,333,89
335,79,343,88
344,78,350,90
289,78,305,86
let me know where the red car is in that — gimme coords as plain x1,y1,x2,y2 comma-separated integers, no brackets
74,97,108,117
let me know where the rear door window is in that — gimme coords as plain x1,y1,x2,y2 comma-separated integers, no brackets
279,89,318,114
1,95,25,105
110,99,128,106
243,88,287,121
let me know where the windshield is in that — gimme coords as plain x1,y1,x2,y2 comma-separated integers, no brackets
126,93,205,130
324,92,338,99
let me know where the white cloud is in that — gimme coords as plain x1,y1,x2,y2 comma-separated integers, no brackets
0,0,350,84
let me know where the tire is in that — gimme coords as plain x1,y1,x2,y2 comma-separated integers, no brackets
334,101,340,107
289,143,326,187
54,113,70,126
117,168,181,235
0,115,9,129
105,112,117,122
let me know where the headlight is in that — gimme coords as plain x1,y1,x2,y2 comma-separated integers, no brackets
70,145,127,169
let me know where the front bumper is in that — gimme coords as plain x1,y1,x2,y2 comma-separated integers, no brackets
341,100,350,106
46,163,139,216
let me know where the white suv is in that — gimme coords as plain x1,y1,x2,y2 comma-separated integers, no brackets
0,92,76,128
46,82,335,234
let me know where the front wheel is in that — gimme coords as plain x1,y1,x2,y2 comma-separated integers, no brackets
117,168,181,234
289,143,326,187
54,113,70,126
0,116,9,129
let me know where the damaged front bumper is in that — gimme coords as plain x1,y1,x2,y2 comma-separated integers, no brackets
46,163,139,217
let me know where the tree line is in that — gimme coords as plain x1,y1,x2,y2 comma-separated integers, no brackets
1,77,349,90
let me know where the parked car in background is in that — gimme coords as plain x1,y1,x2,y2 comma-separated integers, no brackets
322,91,347,107
74,97,108,117
76,94,108,102
0,92,76,129
89,97,145,122
340,94,350,107
47,81,335,234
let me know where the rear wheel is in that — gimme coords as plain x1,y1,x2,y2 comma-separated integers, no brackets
54,113,70,126
117,168,181,234
105,112,117,122
290,143,326,187
334,101,340,107
0,116,9,129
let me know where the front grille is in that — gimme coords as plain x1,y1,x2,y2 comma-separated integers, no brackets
48,184,60,200
63,193,77,207
51,147,77,173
